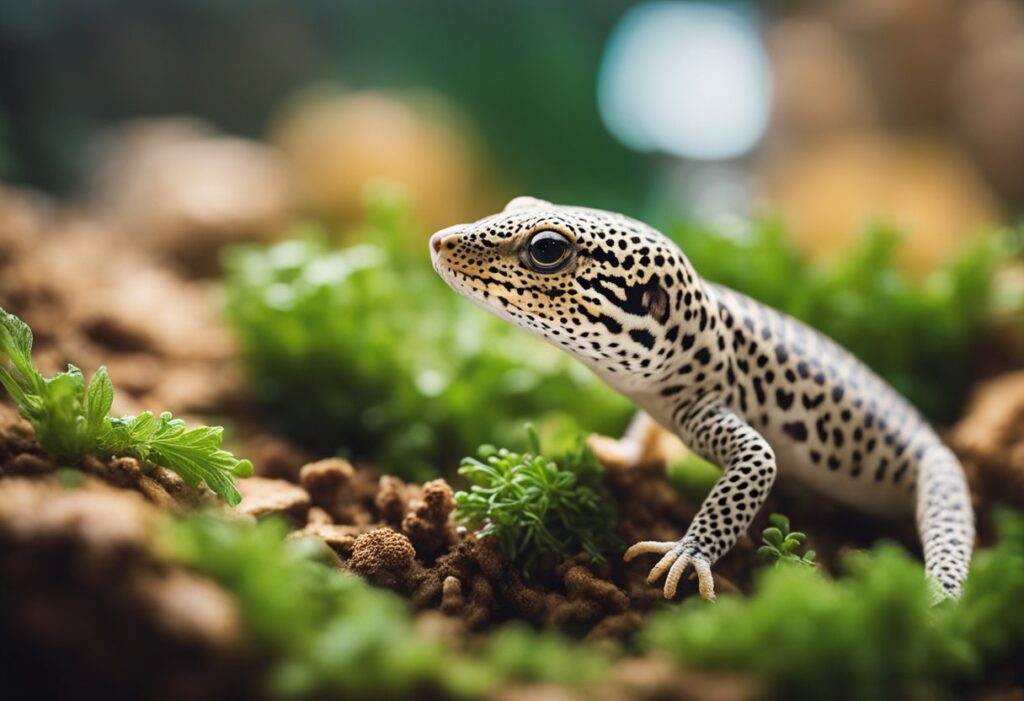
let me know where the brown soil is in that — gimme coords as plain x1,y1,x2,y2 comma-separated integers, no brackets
0,475,250,701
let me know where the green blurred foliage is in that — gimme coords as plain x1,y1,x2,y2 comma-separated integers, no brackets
666,451,723,502
480,624,610,687
669,219,1016,422
224,194,631,479
644,510,1024,701
454,425,621,574
163,514,611,699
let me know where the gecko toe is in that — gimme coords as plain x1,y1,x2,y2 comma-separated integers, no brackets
647,549,682,583
694,558,716,601
623,540,676,562
663,552,692,598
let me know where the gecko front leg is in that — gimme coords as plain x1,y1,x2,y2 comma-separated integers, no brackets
625,402,777,600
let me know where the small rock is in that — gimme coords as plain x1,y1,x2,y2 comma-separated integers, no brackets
236,477,310,522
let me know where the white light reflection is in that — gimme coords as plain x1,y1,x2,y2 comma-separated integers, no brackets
598,1,772,161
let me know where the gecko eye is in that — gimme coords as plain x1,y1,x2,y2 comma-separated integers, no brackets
525,230,572,272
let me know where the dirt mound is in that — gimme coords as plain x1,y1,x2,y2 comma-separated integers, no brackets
0,477,246,701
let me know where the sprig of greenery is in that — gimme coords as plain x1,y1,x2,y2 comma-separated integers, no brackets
757,513,816,567
454,425,620,573
0,307,252,505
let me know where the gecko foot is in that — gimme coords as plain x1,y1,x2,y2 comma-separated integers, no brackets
623,538,715,601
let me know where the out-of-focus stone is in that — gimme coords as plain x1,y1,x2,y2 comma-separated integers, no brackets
236,476,310,522
88,117,294,276
953,24,1024,201
271,88,488,232
765,19,877,141
760,133,1000,276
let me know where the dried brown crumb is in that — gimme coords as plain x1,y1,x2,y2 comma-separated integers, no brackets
440,575,465,615
291,522,363,558
347,527,428,594
306,506,332,526
375,475,411,525
471,535,506,580
563,565,629,613
235,476,310,523
950,371,1024,509
401,478,455,557
350,527,416,573
586,611,644,639
465,575,495,629
5,452,56,476
409,571,443,608
299,457,376,525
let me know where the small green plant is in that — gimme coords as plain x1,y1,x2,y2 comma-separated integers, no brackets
757,513,816,567
163,514,611,699
0,307,252,505
454,425,620,573
669,219,1017,422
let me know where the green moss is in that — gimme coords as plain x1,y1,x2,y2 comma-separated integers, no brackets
453,426,621,574
643,510,1024,701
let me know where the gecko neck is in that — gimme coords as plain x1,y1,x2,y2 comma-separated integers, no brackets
583,271,724,418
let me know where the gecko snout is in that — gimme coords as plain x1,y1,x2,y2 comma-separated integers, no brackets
430,225,463,254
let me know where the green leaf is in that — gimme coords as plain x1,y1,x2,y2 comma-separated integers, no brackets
99,411,250,506
769,513,790,532
0,306,33,360
85,367,114,436
763,527,784,548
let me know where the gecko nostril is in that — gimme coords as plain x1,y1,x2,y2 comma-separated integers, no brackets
431,224,465,254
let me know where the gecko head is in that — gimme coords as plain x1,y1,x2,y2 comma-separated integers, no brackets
430,196,698,387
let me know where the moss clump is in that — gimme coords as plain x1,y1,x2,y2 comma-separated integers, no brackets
454,426,621,574
644,510,1024,701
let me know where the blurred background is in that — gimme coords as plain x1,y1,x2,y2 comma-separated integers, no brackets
0,0,1022,477
1,0,1022,245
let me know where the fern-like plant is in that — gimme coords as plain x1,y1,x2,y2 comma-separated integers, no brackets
453,425,620,573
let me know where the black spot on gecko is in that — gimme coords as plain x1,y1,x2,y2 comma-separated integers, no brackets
629,329,656,350
782,422,808,442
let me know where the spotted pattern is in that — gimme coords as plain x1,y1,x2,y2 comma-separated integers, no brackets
431,197,974,599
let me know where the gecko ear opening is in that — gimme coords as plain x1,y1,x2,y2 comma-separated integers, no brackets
642,276,670,324
504,196,552,212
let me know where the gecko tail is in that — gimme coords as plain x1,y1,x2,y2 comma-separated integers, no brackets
916,443,975,599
